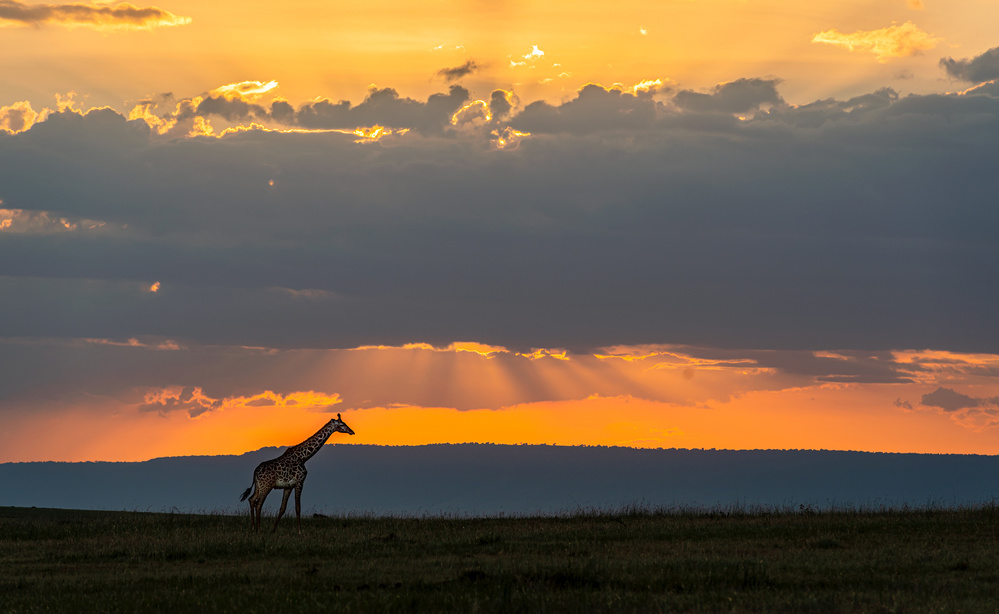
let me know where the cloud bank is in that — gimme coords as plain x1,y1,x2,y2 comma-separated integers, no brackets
1,73,999,358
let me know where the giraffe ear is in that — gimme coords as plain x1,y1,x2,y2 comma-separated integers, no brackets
337,413,341,420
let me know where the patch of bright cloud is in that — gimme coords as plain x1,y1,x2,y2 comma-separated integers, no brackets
448,341,508,357
811,21,939,62
128,100,177,135
55,91,81,112
211,80,279,100
0,208,110,234
518,348,569,361
149,281,160,293
82,337,180,350
0,0,192,30
0,100,38,133
524,45,545,60
450,99,491,126
632,78,669,94
490,126,529,149
140,387,342,418
510,45,545,68
907,0,924,9
188,115,214,137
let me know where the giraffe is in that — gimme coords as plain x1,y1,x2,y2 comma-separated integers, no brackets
240,413,355,533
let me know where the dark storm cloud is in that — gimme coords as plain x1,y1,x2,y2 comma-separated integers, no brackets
436,60,479,82
2,78,999,354
940,46,999,83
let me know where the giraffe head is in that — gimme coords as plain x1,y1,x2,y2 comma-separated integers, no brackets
332,413,355,435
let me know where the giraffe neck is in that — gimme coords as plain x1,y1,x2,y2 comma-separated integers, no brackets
285,419,336,464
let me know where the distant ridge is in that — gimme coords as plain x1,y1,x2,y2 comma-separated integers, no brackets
1,445,996,515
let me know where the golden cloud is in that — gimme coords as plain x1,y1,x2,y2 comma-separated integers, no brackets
0,207,110,234
140,387,342,418
0,100,38,133
211,80,279,100
0,0,191,30
811,21,939,62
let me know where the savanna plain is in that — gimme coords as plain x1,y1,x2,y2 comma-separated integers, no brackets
2,505,998,613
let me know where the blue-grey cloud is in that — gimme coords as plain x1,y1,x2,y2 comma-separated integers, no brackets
0,0,190,29
510,84,657,133
672,77,785,114
488,89,513,121
921,387,980,412
940,46,999,83
292,85,469,134
194,96,268,122
2,78,999,356
920,387,999,412
437,60,479,82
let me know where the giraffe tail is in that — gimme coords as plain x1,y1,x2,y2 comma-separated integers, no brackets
240,485,253,502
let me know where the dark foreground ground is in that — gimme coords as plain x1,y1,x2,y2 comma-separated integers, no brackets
1,505,997,613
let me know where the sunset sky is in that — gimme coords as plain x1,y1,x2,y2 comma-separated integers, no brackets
3,0,999,462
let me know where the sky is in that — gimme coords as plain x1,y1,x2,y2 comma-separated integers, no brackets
3,0,999,462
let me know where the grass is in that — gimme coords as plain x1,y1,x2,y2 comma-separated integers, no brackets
1,504,998,613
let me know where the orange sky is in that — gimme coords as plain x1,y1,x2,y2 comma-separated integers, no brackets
3,1,999,463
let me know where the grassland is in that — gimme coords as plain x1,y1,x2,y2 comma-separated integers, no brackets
1,505,998,613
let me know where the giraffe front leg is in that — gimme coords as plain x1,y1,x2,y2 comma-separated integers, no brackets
294,482,304,534
273,488,292,533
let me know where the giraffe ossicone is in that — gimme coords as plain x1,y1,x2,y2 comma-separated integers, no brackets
240,413,355,533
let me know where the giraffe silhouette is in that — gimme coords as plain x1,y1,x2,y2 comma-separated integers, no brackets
240,413,355,532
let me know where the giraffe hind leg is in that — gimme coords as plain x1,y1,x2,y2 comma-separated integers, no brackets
250,487,272,533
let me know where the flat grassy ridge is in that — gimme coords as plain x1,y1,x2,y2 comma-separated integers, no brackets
2,505,998,613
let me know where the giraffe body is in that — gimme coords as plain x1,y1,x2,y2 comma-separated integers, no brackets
240,413,354,532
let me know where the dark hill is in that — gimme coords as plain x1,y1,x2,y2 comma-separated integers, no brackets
1,445,996,515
